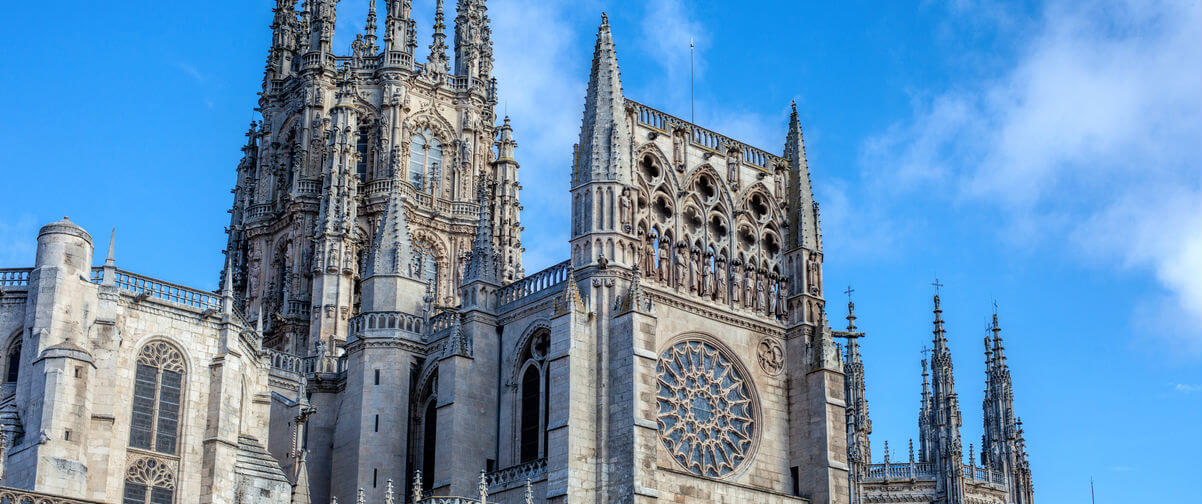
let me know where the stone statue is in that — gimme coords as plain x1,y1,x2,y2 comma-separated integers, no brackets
687,249,699,294
673,131,685,171
701,256,713,297
714,258,727,302
619,189,632,232
674,246,687,290
658,243,670,284
730,267,742,307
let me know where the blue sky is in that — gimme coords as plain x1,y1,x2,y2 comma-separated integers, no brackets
2,0,1199,501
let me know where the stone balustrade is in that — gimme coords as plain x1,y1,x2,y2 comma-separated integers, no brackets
863,462,1005,487
110,269,222,311
266,349,304,374
363,179,480,219
351,311,424,336
0,269,31,288
485,458,547,492
628,99,783,169
0,486,107,504
497,260,570,306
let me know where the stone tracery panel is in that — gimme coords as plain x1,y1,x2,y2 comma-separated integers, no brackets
655,339,757,478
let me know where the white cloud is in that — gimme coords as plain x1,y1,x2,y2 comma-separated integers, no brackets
1172,383,1202,393
861,0,1202,353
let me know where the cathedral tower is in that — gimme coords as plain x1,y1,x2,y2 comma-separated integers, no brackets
224,0,519,357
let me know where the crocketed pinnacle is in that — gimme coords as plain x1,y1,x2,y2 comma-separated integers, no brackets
367,173,415,278
426,0,450,76
575,12,631,184
463,182,498,284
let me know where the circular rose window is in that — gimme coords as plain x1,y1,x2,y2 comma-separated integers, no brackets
655,339,757,477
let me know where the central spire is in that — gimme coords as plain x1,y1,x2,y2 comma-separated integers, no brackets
426,0,451,77
573,13,631,185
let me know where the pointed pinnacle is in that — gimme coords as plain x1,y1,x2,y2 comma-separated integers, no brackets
105,227,116,267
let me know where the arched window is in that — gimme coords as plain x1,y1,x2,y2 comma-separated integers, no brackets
517,329,550,463
519,366,540,462
123,457,175,504
356,126,371,183
422,399,437,491
5,338,20,383
129,342,185,455
409,128,443,195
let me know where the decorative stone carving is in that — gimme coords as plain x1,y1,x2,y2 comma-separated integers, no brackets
757,337,784,376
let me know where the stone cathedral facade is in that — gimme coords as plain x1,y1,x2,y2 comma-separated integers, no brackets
0,2,1034,504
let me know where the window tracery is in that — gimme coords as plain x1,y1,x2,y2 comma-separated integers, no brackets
409,128,444,196
656,339,756,478
516,329,550,463
122,456,176,504
129,342,185,455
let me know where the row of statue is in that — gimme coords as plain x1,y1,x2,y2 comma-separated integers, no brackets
638,240,788,318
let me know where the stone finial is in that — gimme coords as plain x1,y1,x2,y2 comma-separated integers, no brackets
104,227,116,267
525,478,533,504
883,440,890,465
412,470,423,502
478,469,488,503
426,0,450,76
356,488,365,504
384,479,394,504
908,439,915,463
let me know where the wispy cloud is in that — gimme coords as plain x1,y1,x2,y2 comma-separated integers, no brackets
853,0,1202,354
172,61,205,83
1172,383,1202,394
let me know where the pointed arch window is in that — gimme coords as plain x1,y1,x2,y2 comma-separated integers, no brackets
122,457,176,504
409,128,443,196
356,126,371,183
129,342,186,455
517,329,550,463
5,338,20,383
422,399,437,491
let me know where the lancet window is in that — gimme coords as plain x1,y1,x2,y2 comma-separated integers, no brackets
4,337,20,383
128,341,186,455
409,128,444,196
517,329,551,463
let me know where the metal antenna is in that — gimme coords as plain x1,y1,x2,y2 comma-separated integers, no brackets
1091,477,1096,504
690,38,695,123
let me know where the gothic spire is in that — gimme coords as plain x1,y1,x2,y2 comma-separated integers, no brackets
383,0,414,60
785,100,818,251
426,0,451,77
453,0,493,82
463,181,498,285
362,0,379,54
367,177,416,278
573,13,631,185
496,116,516,161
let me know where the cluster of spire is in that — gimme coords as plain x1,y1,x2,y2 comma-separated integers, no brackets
843,289,1034,503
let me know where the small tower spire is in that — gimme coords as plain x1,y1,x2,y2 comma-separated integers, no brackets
362,0,379,55
426,0,451,77
572,12,631,186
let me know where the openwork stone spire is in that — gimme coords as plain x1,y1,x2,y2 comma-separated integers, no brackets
426,0,451,77
463,181,499,285
573,13,631,185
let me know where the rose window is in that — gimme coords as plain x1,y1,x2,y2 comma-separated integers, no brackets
656,340,756,477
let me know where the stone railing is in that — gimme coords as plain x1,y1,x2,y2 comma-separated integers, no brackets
303,354,346,375
351,311,425,336
498,260,570,306
0,486,108,504
486,458,547,491
110,269,221,311
430,311,458,333
266,349,304,374
864,462,935,481
285,300,311,318
0,268,31,287
363,179,480,219
417,498,480,504
964,464,1007,486
628,99,783,169
246,203,273,220
296,178,322,196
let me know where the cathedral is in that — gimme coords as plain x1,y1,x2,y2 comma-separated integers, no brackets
0,2,1034,504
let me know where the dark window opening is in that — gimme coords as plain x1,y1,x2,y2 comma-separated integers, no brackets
5,341,20,382
422,400,437,491
520,366,541,462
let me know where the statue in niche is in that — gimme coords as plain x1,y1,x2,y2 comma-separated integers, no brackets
730,268,742,307
743,267,754,309
701,254,713,297
774,168,786,198
726,150,739,185
247,251,262,299
673,130,686,171
619,188,632,233
777,278,789,317
714,257,727,302
658,243,670,284
768,276,778,315
674,246,687,290
687,248,699,294
643,241,655,277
